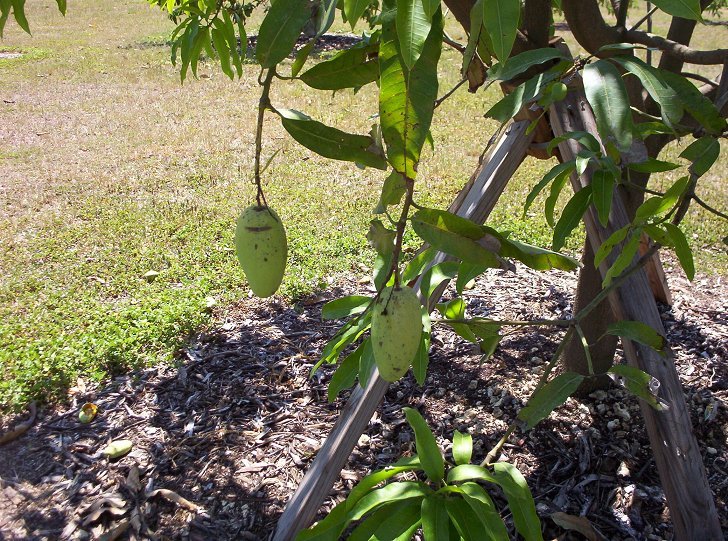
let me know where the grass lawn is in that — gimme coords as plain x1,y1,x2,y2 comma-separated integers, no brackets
0,1,725,409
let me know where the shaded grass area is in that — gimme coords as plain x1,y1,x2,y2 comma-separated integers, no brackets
0,1,725,409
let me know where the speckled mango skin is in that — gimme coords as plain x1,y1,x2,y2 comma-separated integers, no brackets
235,205,287,298
371,286,422,382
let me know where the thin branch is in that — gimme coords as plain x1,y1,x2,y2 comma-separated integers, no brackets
629,5,658,32
434,78,467,109
693,194,728,221
681,72,720,87
443,32,465,53
433,317,572,328
625,29,728,65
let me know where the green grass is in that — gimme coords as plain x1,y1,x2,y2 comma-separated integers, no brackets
0,2,725,409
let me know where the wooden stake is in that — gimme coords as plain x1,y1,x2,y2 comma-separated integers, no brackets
273,120,535,540
549,91,722,540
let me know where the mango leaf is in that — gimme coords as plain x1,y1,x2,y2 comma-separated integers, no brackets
278,109,388,170
421,496,451,541
680,136,720,177
594,226,630,268
401,247,437,283
411,209,501,268
419,261,459,303
367,219,396,256
379,0,442,178
296,501,348,540
650,0,703,21
663,222,695,280
373,252,395,290
313,0,338,38
661,71,727,135
344,0,372,30
609,365,667,411
413,306,431,385
375,171,407,213
545,131,601,157
523,161,576,216
348,456,423,507
459,483,510,541
292,41,316,78
452,431,473,466
446,498,484,540
482,0,520,62
610,56,683,129
487,48,566,82
492,463,544,541
322,295,371,320
404,407,445,482
591,168,615,227
602,230,641,287
447,464,498,484
315,311,372,371
359,337,376,386
396,0,432,68
455,261,489,293
606,320,666,354
255,0,311,68
438,299,479,344
643,224,673,247
348,499,423,541
583,60,633,151
498,238,580,271
347,482,430,523
552,186,592,252
544,166,571,228
328,342,363,401
300,41,380,90
461,0,485,79
519,373,585,432
486,62,570,123
627,157,680,173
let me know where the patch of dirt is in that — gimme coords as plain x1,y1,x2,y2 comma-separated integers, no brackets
0,264,726,540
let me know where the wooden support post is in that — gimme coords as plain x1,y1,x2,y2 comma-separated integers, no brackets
273,120,535,541
549,91,722,540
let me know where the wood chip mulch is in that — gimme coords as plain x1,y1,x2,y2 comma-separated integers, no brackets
1,261,726,540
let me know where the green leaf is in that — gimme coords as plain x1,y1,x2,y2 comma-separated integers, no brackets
523,161,575,217
627,157,680,173
452,431,473,466
10,0,29,33
292,41,315,77
359,337,376,386
486,62,569,123
459,483,510,541
422,0,440,19
660,71,727,135
211,26,233,79
608,365,667,411
650,0,703,21
322,295,371,320
375,171,407,214
397,0,432,68
545,131,601,157
367,219,397,256
411,209,501,268
663,222,694,280
643,224,673,247
349,499,422,541
610,56,683,129
603,229,641,287
255,0,311,67
455,261,488,294
422,496,451,541
488,48,566,82
482,0,520,62
517,372,584,430
373,251,394,290
653,175,690,217
447,463,498,484
437,299,479,344
344,0,372,30
594,226,630,268
401,247,437,283
55,0,66,15
379,1,443,178
348,456,423,508
300,41,380,90
552,186,592,252
348,481,431,521
278,109,388,170
583,60,633,151
492,462,544,541
591,168,615,227
328,342,363,401
606,321,666,354
296,499,348,540
220,10,243,77
316,312,372,370
313,0,337,38
680,136,720,177
445,497,485,540
461,0,485,79
544,168,569,228
404,407,444,482
413,306,431,385
419,261,459,303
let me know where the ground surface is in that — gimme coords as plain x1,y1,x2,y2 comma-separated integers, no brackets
1,262,726,540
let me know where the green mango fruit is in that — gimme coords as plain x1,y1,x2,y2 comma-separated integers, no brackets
235,205,287,298
101,439,133,459
551,81,568,102
371,286,422,382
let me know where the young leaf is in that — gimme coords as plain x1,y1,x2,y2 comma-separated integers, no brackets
348,456,423,507
602,229,641,287
591,168,615,227
344,0,372,30
517,372,584,430
413,306,431,385
663,222,695,280
606,321,666,354
445,497,484,540
492,463,544,541
375,171,407,214
278,109,388,170
347,481,431,522
396,0,432,69
583,60,633,151
255,0,311,68
348,499,423,541
545,132,601,157
452,431,473,466
544,167,570,227
459,483,510,541
650,0,703,21
404,407,445,482
328,343,363,401
300,42,380,90
379,1,443,178
487,48,566,82
367,219,397,256
627,157,680,173
523,161,576,217
482,0,520,62
322,295,371,320
680,136,720,177
447,463,498,484
608,365,667,411
661,71,727,135
455,261,489,294
401,247,437,283
359,337,376,386
421,496,451,541
552,186,592,252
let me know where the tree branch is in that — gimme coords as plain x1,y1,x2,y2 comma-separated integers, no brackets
626,30,728,65
524,0,551,48
562,0,621,56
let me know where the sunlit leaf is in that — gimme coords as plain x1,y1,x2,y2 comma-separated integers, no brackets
518,372,584,429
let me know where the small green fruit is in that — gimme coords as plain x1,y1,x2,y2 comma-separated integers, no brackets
101,439,133,459
371,286,422,382
551,81,568,102
235,205,287,298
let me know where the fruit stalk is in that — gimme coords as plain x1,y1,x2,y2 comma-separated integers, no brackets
254,68,276,206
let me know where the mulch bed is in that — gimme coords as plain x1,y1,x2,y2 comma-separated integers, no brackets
1,261,726,540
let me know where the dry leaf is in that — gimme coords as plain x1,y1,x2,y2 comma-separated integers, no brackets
551,512,607,541
148,488,201,512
